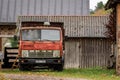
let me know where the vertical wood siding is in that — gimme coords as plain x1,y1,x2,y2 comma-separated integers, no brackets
18,16,109,37
64,38,112,68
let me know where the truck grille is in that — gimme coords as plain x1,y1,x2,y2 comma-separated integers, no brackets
29,50,53,58
22,50,60,58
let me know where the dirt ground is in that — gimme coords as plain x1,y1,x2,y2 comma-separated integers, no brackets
4,74,88,80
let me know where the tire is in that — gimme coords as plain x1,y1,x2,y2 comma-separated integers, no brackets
19,64,25,71
19,64,32,71
58,64,63,71
53,64,63,71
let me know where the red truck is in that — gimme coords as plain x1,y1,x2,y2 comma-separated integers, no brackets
16,21,64,71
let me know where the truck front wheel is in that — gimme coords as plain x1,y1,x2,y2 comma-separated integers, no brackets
19,64,32,71
53,64,63,71
19,64,25,71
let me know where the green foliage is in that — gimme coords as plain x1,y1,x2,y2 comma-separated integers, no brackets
95,1,104,11
90,9,94,14
90,1,111,15
9,38,18,47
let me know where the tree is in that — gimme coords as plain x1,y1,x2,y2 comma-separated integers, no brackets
90,1,111,16
95,1,104,11
90,9,94,14
105,9,116,43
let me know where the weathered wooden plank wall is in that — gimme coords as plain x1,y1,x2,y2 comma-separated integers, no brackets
64,38,112,68
0,25,16,37
18,16,109,37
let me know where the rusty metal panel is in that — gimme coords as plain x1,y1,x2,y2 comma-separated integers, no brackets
64,38,112,68
18,16,109,37
0,0,89,22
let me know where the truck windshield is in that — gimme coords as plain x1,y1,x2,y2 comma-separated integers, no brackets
22,29,60,41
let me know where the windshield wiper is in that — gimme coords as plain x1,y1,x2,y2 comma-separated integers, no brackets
23,40,30,41
42,39,51,41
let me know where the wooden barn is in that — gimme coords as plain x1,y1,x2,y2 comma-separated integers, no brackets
0,0,113,68
18,16,111,68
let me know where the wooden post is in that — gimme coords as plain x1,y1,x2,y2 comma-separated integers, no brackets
0,62,1,69
0,38,2,70
116,4,120,75
0,38,2,51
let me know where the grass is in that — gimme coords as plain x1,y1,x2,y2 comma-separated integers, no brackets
0,68,120,80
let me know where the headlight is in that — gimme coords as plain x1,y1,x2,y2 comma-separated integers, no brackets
53,50,60,57
47,50,52,52
22,50,29,57
42,50,46,52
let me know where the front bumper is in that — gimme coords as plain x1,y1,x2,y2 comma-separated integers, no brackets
19,58,63,65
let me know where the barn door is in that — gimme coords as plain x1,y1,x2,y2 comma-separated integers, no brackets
64,38,112,68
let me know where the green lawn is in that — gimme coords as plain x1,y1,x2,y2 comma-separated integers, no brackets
0,68,120,80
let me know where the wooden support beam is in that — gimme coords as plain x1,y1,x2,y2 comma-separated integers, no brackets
0,38,2,51
116,4,120,75
0,62,2,69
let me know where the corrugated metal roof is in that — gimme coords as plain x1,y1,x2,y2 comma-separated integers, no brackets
18,16,109,37
0,0,89,22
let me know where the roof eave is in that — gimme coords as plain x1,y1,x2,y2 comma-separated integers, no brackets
0,22,16,26
105,0,120,10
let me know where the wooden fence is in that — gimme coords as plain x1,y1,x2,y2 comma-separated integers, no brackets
64,38,112,68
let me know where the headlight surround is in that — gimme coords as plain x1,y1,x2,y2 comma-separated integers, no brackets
22,50,29,57
53,50,60,57
21,50,60,58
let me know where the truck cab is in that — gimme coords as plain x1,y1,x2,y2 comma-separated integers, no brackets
18,22,64,71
